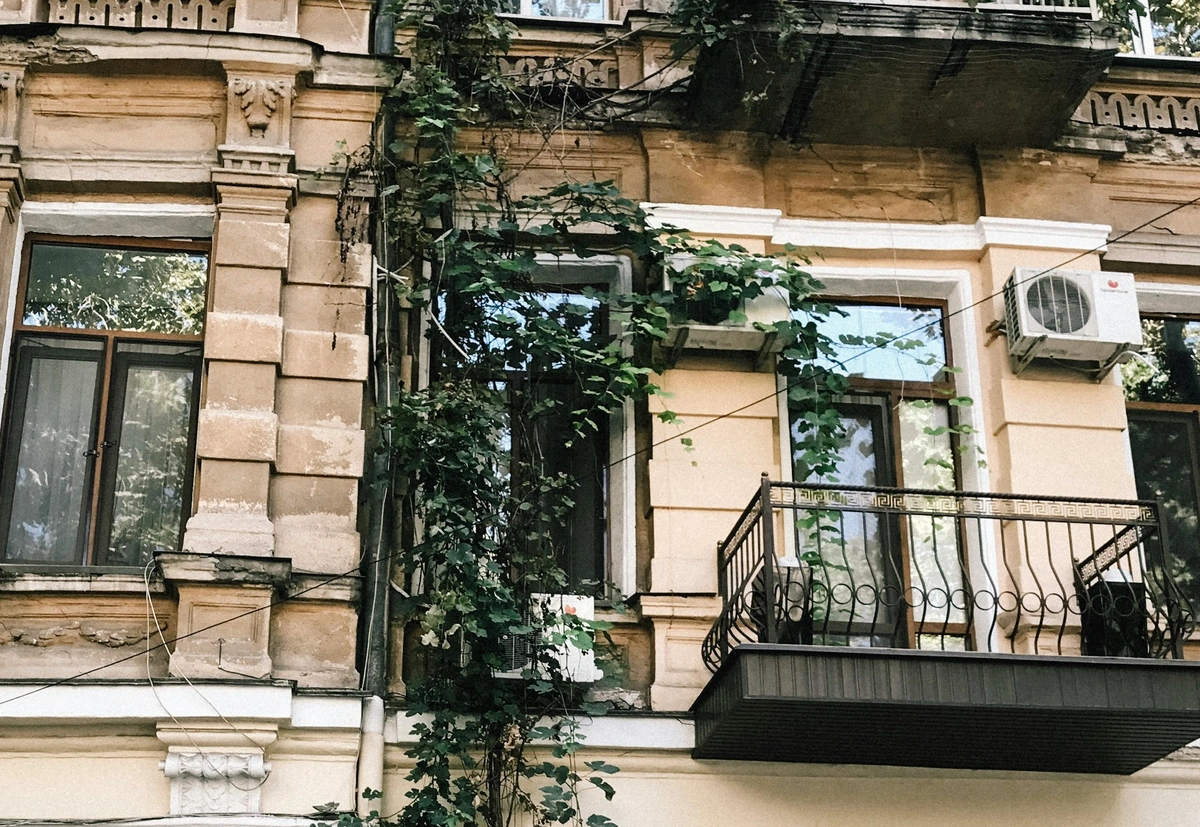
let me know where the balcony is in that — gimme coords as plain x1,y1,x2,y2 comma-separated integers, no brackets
686,0,1118,148
692,477,1200,774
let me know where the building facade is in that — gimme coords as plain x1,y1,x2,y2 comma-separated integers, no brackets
7,1,1200,825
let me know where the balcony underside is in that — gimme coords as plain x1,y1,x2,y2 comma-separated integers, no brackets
688,3,1117,148
692,645,1200,774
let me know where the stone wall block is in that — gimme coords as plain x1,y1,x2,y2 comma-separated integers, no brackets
274,521,360,573
281,330,368,381
275,423,365,477
204,312,284,364
196,410,279,463
281,284,367,334
214,219,291,269
288,237,372,287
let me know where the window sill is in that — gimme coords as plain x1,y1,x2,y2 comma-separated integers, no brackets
0,566,165,593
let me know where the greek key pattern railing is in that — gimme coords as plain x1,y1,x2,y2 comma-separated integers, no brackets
702,477,1194,674
51,0,235,30
773,484,1157,525
1072,91,1200,134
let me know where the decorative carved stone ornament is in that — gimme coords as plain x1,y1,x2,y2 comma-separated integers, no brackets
224,73,296,148
161,751,271,814
232,78,287,138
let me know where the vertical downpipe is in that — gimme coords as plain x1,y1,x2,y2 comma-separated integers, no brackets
358,695,386,814
760,473,778,644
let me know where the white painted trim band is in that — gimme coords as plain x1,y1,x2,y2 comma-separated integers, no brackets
385,711,695,751
0,683,363,728
643,203,1111,254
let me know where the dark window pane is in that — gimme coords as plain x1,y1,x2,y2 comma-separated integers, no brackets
1,337,103,563
24,243,208,335
514,378,607,589
797,303,948,383
101,351,198,567
1123,318,1200,404
1128,411,1200,610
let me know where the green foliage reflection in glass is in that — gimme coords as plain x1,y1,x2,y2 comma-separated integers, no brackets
1123,317,1200,404
796,303,947,384
24,244,208,335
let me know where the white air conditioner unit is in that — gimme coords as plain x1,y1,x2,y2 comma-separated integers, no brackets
1003,268,1142,379
494,594,604,683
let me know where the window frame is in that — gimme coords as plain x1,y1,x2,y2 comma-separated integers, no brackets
0,234,209,569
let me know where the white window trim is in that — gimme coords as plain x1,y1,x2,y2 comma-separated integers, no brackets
1126,278,1200,500
532,253,637,599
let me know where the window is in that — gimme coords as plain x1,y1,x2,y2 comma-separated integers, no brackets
0,238,208,567
500,0,607,20
1123,315,1200,612
788,301,967,648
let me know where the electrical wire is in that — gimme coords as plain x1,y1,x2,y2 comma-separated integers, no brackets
2,193,1196,712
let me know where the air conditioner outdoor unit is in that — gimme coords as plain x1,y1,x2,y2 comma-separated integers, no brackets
494,593,604,683
1003,268,1142,379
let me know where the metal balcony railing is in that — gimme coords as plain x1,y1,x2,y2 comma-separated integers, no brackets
802,0,1095,16
701,476,1196,673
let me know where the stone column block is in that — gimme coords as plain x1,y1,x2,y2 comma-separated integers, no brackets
206,362,277,412
185,460,274,555
168,581,278,679
204,312,284,364
210,266,284,315
196,410,279,463
214,219,291,269
281,330,369,380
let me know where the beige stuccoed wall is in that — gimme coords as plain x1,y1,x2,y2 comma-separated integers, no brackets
379,743,1200,827
0,726,360,818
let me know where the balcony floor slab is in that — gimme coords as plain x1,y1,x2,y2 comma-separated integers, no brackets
692,644,1200,774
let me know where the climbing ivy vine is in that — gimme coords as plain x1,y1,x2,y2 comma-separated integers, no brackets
341,2,984,827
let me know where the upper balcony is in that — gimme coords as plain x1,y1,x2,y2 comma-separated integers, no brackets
686,0,1119,148
693,477,1200,774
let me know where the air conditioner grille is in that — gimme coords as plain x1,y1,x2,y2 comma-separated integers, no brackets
1026,274,1092,334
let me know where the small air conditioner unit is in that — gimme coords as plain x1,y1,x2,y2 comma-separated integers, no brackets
494,593,604,683
1003,268,1142,379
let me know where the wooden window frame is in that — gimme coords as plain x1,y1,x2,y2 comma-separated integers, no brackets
0,235,209,568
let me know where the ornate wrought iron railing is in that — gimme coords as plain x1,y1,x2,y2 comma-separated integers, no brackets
701,476,1195,673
